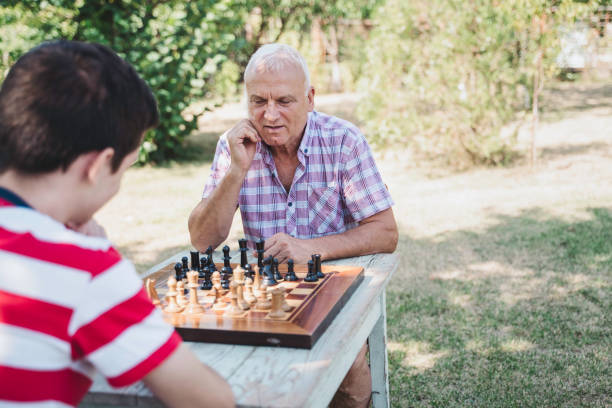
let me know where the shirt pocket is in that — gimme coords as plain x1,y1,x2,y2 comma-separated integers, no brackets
308,182,344,236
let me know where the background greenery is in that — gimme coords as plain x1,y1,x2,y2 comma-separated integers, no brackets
1,0,603,166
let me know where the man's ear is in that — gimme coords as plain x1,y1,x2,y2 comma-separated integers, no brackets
84,148,115,184
307,86,315,111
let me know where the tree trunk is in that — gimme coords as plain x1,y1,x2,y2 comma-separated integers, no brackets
530,47,542,169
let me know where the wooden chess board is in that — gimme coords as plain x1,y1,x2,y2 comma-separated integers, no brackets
145,262,364,349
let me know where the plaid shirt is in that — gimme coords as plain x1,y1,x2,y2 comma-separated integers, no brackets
202,111,394,246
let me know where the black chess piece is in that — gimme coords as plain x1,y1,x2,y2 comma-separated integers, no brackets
273,258,283,281
304,260,318,282
174,262,183,281
256,239,265,273
199,256,208,278
238,238,249,268
244,263,254,280
220,269,230,290
285,259,298,281
312,254,324,279
200,266,213,290
181,256,189,275
190,250,200,271
205,246,217,272
262,256,277,286
222,245,233,276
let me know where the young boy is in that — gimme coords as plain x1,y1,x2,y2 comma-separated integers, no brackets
0,41,234,407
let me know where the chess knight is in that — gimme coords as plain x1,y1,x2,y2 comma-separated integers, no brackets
189,43,398,408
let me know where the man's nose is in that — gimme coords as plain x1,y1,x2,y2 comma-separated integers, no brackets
263,102,280,121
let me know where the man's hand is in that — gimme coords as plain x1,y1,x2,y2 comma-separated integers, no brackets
66,219,107,238
227,119,261,174
262,233,314,264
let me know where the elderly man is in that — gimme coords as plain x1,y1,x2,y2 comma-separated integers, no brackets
189,43,397,407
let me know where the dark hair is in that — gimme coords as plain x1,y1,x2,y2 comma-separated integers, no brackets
0,40,158,174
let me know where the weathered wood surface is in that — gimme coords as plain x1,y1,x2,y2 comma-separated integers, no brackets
82,252,398,408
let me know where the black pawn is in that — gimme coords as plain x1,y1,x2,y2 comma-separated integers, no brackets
244,263,254,280
256,239,265,272
312,254,324,279
262,256,277,286
199,256,208,278
304,260,318,282
222,245,233,276
181,256,189,275
220,269,230,290
273,258,283,281
174,262,183,281
200,266,213,290
190,250,200,271
285,259,298,281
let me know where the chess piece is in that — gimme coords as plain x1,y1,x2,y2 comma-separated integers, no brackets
181,256,189,275
190,250,200,271
163,276,184,313
199,256,208,278
244,276,256,305
279,286,292,312
273,258,283,281
253,263,262,296
285,259,298,281
255,239,265,274
225,280,243,317
211,272,226,310
262,256,277,286
174,262,183,282
200,265,213,290
256,282,271,310
205,246,217,273
236,281,250,311
244,263,254,280
313,254,324,279
238,238,249,268
268,287,286,319
184,271,204,314
145,278,161,307
220,268,230,290
222,245,233,274
176,280,188,306
304,260,318,282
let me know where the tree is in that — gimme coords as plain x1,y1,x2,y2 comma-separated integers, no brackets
1,0,247,163
358,0,594,168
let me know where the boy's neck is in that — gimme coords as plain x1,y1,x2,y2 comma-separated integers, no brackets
0,169,79,224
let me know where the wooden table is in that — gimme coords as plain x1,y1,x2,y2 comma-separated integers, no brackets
82,252,398,408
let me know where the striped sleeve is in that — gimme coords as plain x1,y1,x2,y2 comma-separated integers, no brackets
202,133,232,198
69,256,181,387
341,131,394,222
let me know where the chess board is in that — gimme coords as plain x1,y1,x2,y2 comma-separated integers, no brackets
145,261,364,349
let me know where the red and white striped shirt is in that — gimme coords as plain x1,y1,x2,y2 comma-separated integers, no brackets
0,187,181,407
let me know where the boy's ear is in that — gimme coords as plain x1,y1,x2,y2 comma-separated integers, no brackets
84,148,115,184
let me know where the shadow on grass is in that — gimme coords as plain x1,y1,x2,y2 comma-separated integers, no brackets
388,207,611,407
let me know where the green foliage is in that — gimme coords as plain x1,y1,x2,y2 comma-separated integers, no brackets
1,0,246,164
358,0,594,167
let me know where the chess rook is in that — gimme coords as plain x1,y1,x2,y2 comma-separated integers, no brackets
313,254,324,279
190,250,200,271
285,259,298,281
304,260,318,282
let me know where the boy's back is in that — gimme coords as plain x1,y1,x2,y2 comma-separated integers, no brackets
0,188,180,405
0,41,234,407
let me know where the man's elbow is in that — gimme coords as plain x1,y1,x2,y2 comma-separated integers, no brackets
383,221,399,253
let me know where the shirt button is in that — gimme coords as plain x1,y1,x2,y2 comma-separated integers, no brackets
304,148,308,153
288,202,293,207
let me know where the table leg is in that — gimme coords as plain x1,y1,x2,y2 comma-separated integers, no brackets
368,291,390,408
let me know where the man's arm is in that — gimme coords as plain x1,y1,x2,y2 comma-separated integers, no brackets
143,343,235,408
188,120,260,250
263,207,398,264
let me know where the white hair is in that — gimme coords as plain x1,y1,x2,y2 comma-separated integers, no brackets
244,43,311,95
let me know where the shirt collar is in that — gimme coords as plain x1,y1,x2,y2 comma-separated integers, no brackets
0,186,32,208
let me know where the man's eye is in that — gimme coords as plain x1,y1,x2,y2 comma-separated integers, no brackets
278,99,290,105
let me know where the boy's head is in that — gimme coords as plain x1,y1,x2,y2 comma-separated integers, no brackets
0,40,158,175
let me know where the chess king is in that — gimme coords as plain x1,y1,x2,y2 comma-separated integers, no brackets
189,43,398,408
0,41,234,408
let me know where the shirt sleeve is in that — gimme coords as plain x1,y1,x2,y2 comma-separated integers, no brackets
202,133,232,198
69,252,181,388
341,131,394,222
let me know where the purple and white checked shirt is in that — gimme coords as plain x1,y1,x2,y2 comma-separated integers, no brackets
202,111,394,246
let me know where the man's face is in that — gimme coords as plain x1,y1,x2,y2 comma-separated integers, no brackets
246,63,314,150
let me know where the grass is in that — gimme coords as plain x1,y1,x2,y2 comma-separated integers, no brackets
96,82,612,406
